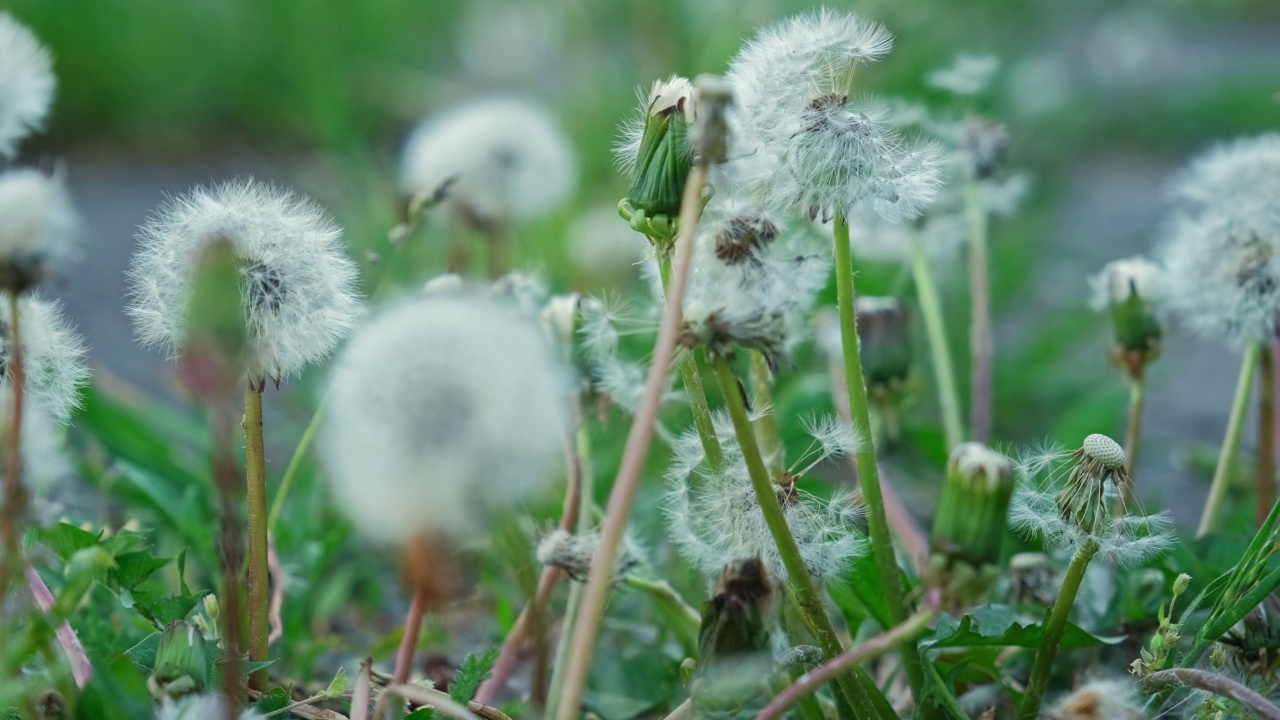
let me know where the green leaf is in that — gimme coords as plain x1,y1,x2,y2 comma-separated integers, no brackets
112,551,171,590
252,686,291,713
131,588,201,627
323,667,347,698
32,523,101,562
405,709,436,720
124,631,162,671
448,648,501,705
830,554,892,629
923,604,1123,650
75,656,155,720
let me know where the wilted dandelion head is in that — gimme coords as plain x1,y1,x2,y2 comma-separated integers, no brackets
128,179,360,383
400,97,577,226
664,411,866,582
0,296,88,424
320,293,570,545
0,13,54,158
1045,679,1146,720
1010,435,1173,566
724,12,943,223
681,200,830,367
0,169,77,290
927,54,1000,97
1161,134,1280,348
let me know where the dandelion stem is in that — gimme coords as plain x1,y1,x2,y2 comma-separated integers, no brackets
1198,344,1261,537
1017,539,1100,720
394,585,428,686
964,182,993,444
244,383,271,690
833,212,927,704
910,231,965,451
711,353,880,720
553,163,706,720
755,590,941,720
544,421,594,720
657,250,724,472
749,350,786,479
1259,344,1275,527
0,291,26,623
1121,370,1146,511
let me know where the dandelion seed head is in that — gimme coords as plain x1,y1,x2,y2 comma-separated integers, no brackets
1046,679,1146,720
128,179,360,383
798,413,863,460
490,270,549,317
927,54,1000,97
664,413,866,582
320,293,569,544
400,97,577,225
1089,256,1162,310
155,695,263,720
0,13,54,158
0,169,77,282
1081,433,1125,469
1168,133,1280,218
0,296,87,423
536,527,644,582
0,389,71,495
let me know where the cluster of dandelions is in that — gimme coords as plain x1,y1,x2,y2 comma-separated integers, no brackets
664,411,866,582
1010,435,1173,566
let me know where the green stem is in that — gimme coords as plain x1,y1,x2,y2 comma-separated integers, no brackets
1121,371,1145,513
544,423,594,720
1017,539,1100,720
1198,344,1261,537
710,354,880,720
244,385,270,691
909,231,965,451
965,182,993,444
657,251,724,472
833,213,927,703
1259,345,1275,528
268,395,327,532
749,351,786,479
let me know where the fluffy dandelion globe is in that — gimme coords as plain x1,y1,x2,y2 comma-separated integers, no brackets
127,179,360,383
0,169,78,290
1160,133,1280,348
320,292,570,544
0,12,55,158
0,296,89,424
399,96,578,226
724,10,944,223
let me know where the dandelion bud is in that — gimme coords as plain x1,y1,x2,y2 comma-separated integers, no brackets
854,297,912,406
147,621,208,702
927,443,1013,606
962,116,1009,181
622,76,695,219
1048,680,1145,720
1090,257,1162,378
692,559,777,715
1173,572,1191,597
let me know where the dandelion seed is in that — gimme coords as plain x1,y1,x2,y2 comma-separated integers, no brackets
1045,679,1145,720
127,179,360,383
0,296,88,423
400,97,577,227
0,169,77,291
1010,434,1173,567
664,412,865,582
724,11,943,222
0,13,54,158
1160,133,1280,348
320,293,569,544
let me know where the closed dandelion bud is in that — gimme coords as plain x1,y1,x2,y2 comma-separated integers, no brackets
854,296,912,405
620,76,695,220
927,443,1013,606
147,621,208,702
1090,256,1162,377
692,559,777,715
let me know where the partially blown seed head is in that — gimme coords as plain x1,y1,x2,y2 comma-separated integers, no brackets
128,179,360,383
320,293,570,544
0,295,88,423
0,13,54,158
0,169,78,290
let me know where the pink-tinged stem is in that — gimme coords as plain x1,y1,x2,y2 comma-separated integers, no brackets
24,562,92,688
393,586,428,685
753,590,941,720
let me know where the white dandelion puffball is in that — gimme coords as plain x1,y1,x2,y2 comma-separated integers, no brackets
0,169,77,272
1160,134,1280,347
724,10,944,223
128,179,360,382
0,390,71,492
0,13,54,158
927,54,1000,96
320,293,570,544
400,96,578,225
156,695,263,720
0,296,88,424
1088,256,1161,310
